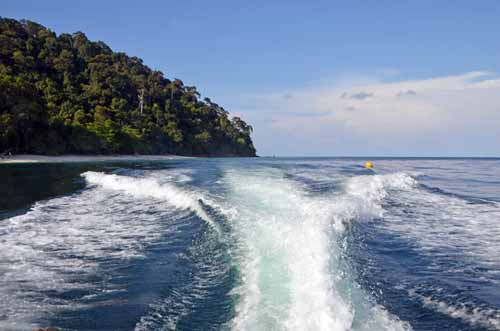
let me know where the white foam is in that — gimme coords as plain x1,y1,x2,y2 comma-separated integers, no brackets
0,181,181,330
221,169,412,331
343,170,500,328
337,170,500,282
82,171,218,231
344,172,417,217
371,173,500,271
134,234,230,331
409,290,500,329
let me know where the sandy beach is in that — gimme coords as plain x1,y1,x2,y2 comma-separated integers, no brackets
0,154,189,164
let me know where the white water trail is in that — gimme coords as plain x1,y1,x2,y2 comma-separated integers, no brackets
347,171,500,329
378,178,500,269
82,171,218,232
0,170,216,330
408,289,500,330
0,175,184,330
222,169,414,331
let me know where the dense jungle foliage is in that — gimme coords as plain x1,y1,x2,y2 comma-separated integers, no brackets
0,18,256,156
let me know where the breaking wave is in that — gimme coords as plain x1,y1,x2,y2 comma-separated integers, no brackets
220,169,415,331
82,171,219,232
408,289,500,330
3,159,499,331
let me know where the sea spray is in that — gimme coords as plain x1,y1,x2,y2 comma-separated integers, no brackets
82,171,220,233
3,159,500,331
220,169,413,331
0,178,179,330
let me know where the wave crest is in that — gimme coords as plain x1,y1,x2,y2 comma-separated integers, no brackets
220,170,413,331
82,171,218,230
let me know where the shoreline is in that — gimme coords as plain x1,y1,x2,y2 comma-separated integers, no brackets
0,154,190,164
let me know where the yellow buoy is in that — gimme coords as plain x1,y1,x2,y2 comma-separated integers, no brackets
364,161,374,169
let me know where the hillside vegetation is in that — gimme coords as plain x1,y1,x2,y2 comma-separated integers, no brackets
0,18,256,156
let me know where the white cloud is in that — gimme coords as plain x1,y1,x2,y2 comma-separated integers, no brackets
227,71,500,156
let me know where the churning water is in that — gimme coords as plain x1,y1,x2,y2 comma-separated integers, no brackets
1,158,499,330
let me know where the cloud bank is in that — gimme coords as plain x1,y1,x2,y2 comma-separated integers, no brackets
228,71,500,156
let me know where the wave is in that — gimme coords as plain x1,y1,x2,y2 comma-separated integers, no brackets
0,180,178,330
349,171,500,329
343,172,417,221
6,163,497,330
0,170,221,330
82,171,219,232
134,222,233,331
419,182,497,205
218,169,414,331
375,173,500,270
408,289,500,330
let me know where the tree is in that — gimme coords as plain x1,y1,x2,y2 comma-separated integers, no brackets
0,17,257,156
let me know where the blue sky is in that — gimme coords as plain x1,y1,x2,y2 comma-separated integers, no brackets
3,1,500,156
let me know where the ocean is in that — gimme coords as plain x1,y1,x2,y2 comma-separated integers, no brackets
1,158,499,331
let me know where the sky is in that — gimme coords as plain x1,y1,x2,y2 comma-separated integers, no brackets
3,0,500,156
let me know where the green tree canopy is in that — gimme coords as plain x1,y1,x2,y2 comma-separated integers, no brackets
0,17,256,156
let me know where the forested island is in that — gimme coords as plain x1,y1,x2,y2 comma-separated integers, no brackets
0,18,256,156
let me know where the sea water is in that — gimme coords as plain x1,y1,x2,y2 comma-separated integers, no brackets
0,158,499,331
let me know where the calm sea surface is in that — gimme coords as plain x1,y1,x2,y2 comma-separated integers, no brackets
1,158,499,331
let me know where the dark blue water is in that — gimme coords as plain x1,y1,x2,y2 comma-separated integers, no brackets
1,158,499,330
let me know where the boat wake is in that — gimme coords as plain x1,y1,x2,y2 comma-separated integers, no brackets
82,171,220,232
2,161,499,331
218,169,414,331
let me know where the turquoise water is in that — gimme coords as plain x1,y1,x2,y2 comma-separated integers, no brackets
1,158,499,330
